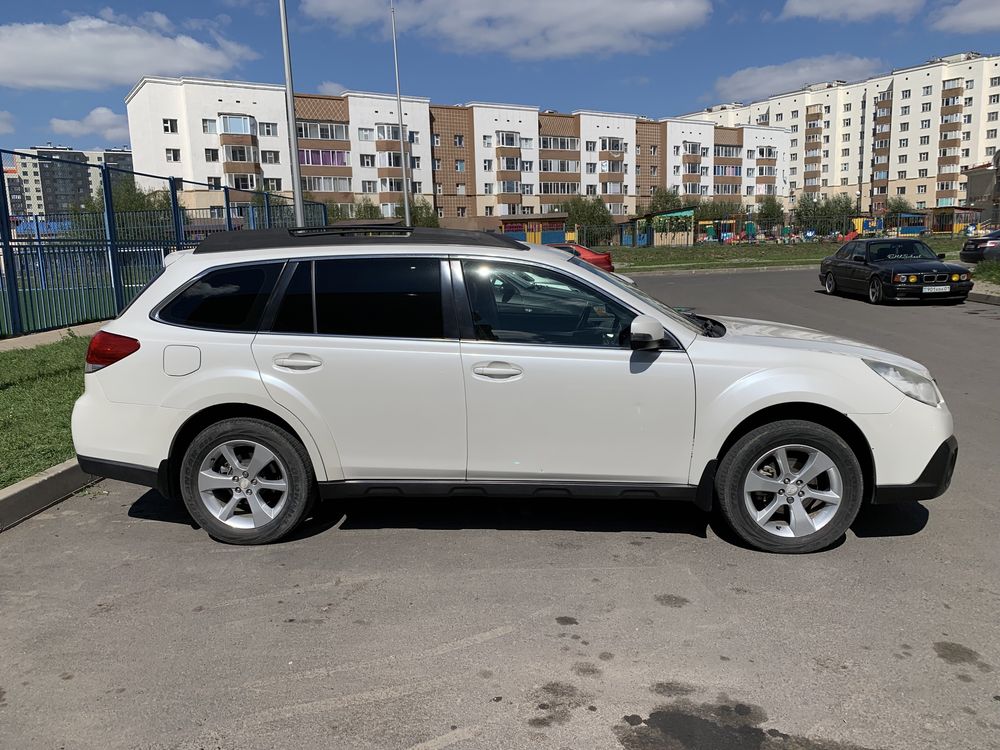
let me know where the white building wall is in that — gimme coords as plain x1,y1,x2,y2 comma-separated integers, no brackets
469,103,539,214
577,111,636,215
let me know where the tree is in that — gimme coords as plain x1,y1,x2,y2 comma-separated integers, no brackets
561,196,613,227
645,187,683,215
885,196,914,215
407,196,440,227
792,192,820,230
756,195,784,229
77,177,173,241
353,197,383,220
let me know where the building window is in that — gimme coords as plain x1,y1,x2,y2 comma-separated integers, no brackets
650,145,658,156
898,138,908,148
920,135,930,145
437,208,444,218
988,111,999,121
432,133,440,146
222,115,254,135
205,148,219,162
300,149,350,166
585,184,597,195
992,95,1000,105
482,134,492,148
409,131,420,145
918,168,928,178
922,85,932,96
454,134,464,147
358,127,374,141
207,177,221,189
483,159,494,172
411,156,421,170
898,154,908,164
261,150,280,164
483,183,493,195
361,180,377,193
360,153,375,168
302,176,351,192
521,160,533,172
202,118,217,134
165,148,181,162
988,129,998,139
375,124,402,141
484,206,493,216
259,122,277,137
456,183,466,195
433,158,441,170
228,174,257,191
435,183,442,194
497,131,519,147
457,206,466,218
585,140,596,152
920,119,930,129
263,178,282,192
918,152,929,162
162,118,178,134
455,160,465,172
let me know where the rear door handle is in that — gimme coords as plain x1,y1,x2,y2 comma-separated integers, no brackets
273,354,323,371
472,361,523,379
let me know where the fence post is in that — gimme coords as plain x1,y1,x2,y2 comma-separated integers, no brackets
263,192,272,229
223,187,234,231
100,165,126,312
168,177,185,253
0,169,23,335
320,202,328,227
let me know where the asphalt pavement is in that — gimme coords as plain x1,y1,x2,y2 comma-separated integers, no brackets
1,268,998,750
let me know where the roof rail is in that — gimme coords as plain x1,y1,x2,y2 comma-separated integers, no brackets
192,225,529,254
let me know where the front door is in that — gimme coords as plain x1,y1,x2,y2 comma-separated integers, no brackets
456,258,696,484
252,256,466,480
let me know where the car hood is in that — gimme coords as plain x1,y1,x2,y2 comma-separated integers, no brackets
711,315,930,375
873,260,965,274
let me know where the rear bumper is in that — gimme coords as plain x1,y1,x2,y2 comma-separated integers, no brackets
76,455,167,494
874,436,958,503
959,251,982,263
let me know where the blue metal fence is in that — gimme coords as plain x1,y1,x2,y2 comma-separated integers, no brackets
0,149,327,338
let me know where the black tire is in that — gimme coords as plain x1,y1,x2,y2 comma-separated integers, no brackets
824,272,838,295
180,418,317,544
715,420,864,554
868,276,884,305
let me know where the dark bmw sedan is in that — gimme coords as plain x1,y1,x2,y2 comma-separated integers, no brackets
819,238,973,304
959,230,1000,263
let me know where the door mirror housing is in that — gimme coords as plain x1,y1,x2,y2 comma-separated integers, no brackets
853,255,866,263
937,253,946,260
629,314,664,351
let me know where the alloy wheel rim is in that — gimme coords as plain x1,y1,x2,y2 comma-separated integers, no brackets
826,274,835,293
197,440,289,529
743,444,843,538
869,279,881,303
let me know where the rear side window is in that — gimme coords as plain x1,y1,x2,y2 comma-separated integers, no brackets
270,257,444,339
158,264,281,331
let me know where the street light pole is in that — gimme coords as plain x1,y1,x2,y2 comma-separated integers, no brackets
390,0,411,225
279,0,305,226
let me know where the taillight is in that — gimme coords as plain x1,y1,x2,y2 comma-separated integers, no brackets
985,240,1000,248
85,331,140,373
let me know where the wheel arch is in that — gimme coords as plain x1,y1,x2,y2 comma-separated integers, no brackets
699,402,876,510
161,403,330,500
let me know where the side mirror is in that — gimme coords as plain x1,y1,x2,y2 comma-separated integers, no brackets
629,314,664,351
937,253,946,260
853,255,866,263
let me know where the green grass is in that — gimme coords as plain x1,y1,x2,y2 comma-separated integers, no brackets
0,332,90,488
606,236,966,271
973,260,1000,285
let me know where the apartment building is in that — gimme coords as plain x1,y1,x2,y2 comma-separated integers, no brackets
681,52,1000,212
125,75,792,225
4,145,133,215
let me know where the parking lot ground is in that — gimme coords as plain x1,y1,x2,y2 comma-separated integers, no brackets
2,269,999,750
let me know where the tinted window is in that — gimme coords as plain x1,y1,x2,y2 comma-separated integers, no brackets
271,262,314,333
159,264,280,331
835,243,854,260
462,260,634,348
314,258,443,338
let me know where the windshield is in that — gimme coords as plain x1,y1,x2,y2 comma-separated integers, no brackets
867,241,939,263
568,257,702,334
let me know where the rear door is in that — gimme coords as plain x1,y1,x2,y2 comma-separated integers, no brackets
842,242,869,291
252,256,466,480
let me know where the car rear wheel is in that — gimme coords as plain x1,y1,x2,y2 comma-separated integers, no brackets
868,277,884,305
180,418,317,544
715,420,864,553
824,273,838,295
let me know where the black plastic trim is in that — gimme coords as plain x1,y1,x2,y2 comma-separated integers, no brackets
77,455,161,491
874,436,958,503
319,480,699,502
192,227,528,254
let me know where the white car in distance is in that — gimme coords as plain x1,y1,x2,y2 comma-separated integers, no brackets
72,226,957,553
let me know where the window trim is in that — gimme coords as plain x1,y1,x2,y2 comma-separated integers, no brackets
449,256,684,351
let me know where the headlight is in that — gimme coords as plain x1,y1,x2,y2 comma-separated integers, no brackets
864,359,942,406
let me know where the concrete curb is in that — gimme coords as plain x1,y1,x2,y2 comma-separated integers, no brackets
0,458,98,533
625,264,819,277
969,292,1000,306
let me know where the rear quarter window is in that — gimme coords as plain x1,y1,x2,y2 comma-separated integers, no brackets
157,263,282,331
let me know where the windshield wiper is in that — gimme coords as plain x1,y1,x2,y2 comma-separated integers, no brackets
683,311,719,337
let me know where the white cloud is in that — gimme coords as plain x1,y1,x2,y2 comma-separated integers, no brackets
301,0,711,59
931,0,1000,32
0,111,14,136
714,54,884,103
317,81,347,95
50,107,130,142
0,13,258,90
780,0,923,21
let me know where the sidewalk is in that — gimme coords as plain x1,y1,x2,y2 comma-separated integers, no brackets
0,321,105,352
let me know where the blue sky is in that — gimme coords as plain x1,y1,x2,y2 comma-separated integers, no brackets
1,0,998,150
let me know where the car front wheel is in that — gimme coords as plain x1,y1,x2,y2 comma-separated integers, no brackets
180,417,317,544
868,277,884,305
824,272,837,295
715,420,864,553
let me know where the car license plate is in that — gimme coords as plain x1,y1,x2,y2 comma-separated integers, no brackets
922,285,950,293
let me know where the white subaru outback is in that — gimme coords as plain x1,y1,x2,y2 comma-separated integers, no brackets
72,227,957,553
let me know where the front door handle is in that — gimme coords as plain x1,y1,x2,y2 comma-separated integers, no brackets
274,354,323,371
472,361,523,379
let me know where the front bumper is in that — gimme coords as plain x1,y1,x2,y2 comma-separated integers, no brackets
874,436,958,503
883,281,973,300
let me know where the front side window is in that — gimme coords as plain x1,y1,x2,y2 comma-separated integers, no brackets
461,260,635,348
272,258,443,338
158,264,281,331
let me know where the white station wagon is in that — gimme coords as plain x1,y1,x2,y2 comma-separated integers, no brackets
73,227,957,553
